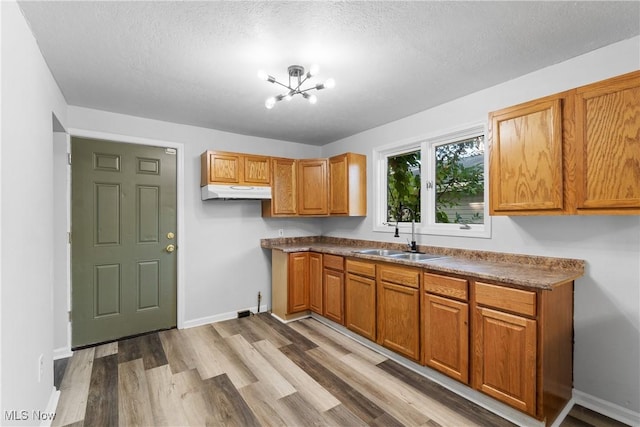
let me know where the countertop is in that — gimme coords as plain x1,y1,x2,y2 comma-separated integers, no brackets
261,236,585,291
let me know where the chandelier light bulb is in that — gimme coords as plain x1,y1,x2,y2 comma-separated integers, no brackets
308,94,318,104
308,64,319,77
324,78,336,89
265,97,276,109
257,70,268,81
284,93,293,101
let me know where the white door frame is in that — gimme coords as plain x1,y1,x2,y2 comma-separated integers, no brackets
63,128,186,354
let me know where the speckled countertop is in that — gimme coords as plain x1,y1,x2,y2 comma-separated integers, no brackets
261,236,585,291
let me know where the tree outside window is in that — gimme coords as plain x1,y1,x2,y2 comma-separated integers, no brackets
387,150,421,222
435,136,484,224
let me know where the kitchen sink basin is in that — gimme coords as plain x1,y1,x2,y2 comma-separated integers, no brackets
354,248,445,262
388,252,445,261
354,248,405,256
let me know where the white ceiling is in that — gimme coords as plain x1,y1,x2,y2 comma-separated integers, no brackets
17,1,640,146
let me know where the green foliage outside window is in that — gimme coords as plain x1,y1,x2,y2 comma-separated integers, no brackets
387,151,421,222
386,135,484,225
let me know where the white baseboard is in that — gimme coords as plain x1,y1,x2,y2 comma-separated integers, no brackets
40,387,60,426
53,347,73,360
182,304,269,329
573,389,640,426
270,312,311,324
549,396,576,427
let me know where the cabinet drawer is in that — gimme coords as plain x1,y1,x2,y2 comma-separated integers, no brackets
475,282,536,317
346,259,376,278
378,264,420,289
324,254,344,271
424,273,468,301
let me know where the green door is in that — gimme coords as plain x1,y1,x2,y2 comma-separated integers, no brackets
71,137,177,347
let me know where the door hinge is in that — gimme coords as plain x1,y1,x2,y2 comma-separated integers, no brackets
67,153,72,165
67,232,72,244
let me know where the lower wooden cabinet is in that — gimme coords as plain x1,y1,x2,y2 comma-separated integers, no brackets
472,280,573,423
309,253,323,314
323,254,345,325
473,305,537,415
287,252,310,313
345,259,377,341
273,249,574,425
377,264,421,361
423,272,469,383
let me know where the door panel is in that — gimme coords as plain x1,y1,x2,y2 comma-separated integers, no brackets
72,137,177,347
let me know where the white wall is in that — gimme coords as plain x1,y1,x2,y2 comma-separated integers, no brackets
58,106,322,346
1,1,69,423
321,37,640,417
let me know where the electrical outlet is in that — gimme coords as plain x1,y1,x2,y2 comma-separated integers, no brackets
38,354,44,383
278,228,284,236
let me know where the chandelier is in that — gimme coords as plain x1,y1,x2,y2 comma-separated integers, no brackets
257,64,335,109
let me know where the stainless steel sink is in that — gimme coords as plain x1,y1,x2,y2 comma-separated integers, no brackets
388,252,445,261
354,248,445,261
354,248,405,256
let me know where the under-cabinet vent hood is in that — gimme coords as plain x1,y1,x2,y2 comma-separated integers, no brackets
201,184,272,200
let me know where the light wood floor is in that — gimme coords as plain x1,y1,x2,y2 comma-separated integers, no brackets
53,313,628,427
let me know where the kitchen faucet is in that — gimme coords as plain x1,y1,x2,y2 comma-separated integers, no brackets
394,205,418,253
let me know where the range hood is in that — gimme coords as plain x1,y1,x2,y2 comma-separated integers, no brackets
201,184,272,200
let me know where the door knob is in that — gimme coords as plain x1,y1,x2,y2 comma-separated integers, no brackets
167,232,175,239
166,244,176,253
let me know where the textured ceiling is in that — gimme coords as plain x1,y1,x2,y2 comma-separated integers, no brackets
17,1,640,146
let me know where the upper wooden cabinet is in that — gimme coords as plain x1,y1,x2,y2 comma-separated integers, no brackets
298,159,329,215
329,153,367,216
201,150,270,186
262,157,297,217
488,92,572,215
489,71,640,216
575,71,640,213
202,149,367,217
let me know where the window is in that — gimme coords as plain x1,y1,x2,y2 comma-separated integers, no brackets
374,124,490,238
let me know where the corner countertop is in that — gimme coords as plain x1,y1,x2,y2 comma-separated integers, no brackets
260,236,585,291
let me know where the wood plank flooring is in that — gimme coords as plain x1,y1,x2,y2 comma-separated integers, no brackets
53,313,627,427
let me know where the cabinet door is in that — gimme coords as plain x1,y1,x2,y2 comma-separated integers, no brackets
287,253,309,313
489,97,564,213
244,155,271,185
575,71,640,213
298,159,328,215
345,273,376,341
323,268,344,324
207,152,241,184
329,153,367,216
269,158,297,216
377,281,420,361
329,154,349,214
309,253,323,314
423,294,468,383
473,306,537,416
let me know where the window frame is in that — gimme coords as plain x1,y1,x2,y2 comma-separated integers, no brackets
373,123,491,239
